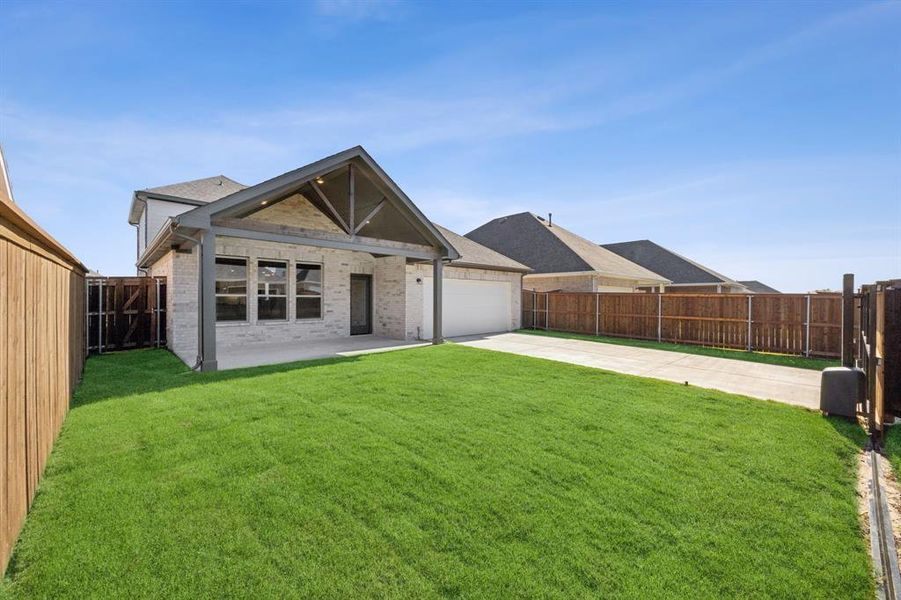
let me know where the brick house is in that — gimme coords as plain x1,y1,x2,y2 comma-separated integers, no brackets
129,146,528,371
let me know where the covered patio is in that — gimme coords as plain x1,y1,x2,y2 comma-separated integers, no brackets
215,336,429,370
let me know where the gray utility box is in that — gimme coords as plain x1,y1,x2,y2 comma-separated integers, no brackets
820,367,866,418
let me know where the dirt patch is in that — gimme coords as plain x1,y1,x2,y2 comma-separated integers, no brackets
857,450,901,558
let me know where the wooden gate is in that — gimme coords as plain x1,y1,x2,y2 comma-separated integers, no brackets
86,277,166,353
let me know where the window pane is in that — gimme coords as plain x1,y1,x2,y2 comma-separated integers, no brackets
216,258,247,321
258,283,287,296
216,296,246,321
296,263,322,295
258,297,287,320
296,264,321,283
296,297,321,319
297,281,321,295
216,257,247,293
258,260,287,284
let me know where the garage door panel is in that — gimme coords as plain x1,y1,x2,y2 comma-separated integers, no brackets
422,278,511,338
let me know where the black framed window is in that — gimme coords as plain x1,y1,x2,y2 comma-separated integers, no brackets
257,260,287,321
296,263,322,319
215,257,247,321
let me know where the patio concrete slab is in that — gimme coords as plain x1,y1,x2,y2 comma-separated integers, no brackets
216,336,428,370
452,332,822,409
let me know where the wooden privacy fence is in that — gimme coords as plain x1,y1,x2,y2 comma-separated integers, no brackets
858,280,901,431
1,188,87,573
523,291,842,358
86,276,166,353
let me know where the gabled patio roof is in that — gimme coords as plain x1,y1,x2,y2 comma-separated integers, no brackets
174,145,458,261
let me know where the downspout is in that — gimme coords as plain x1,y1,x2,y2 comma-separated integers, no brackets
133,195,149,276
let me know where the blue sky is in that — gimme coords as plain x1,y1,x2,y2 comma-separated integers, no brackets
1,0,898,291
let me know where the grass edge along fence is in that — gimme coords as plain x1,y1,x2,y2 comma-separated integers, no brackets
522,290,841,358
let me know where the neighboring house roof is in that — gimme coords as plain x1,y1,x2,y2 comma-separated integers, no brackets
738,280,781,294
128,175,247,224
434,224,530,273
465,212,669,283
601,239,741,287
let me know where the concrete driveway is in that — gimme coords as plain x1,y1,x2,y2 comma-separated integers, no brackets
452,332,822,410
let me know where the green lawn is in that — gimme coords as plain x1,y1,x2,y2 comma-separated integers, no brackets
517,328,840,371
2,345,870,599
882,426,901,475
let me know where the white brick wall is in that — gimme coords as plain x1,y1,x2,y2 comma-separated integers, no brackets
150,236,523,363
150,248,200,364
373,255,406,338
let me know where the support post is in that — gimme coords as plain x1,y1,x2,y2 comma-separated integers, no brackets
747,295,752,351
595,293,599,336
199,229,218,371
805,294,811,357
842,273,854,367
432,259,443,344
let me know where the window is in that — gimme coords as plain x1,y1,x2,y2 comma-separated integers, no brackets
215,257,247,321
257,260,287,321
296,263,322,319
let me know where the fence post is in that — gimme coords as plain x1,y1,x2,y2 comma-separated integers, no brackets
595,293,599,337
545,292,549,330
747,295,752,351
842,273,854,367
805,294,811,357
657,293,662,342
85,279,90,354
98,278,104,354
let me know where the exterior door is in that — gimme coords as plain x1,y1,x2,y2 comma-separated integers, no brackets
350,274,372,335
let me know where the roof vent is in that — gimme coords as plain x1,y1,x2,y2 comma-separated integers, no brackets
548,213,552,227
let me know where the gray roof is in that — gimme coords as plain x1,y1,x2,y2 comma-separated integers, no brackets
738,280,781,294
434,224,530,272
465,213,668,283
601,239,738,286
144,175,247,202
129,175,247,224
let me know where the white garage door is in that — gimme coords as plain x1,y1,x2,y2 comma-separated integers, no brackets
422,278,512,339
